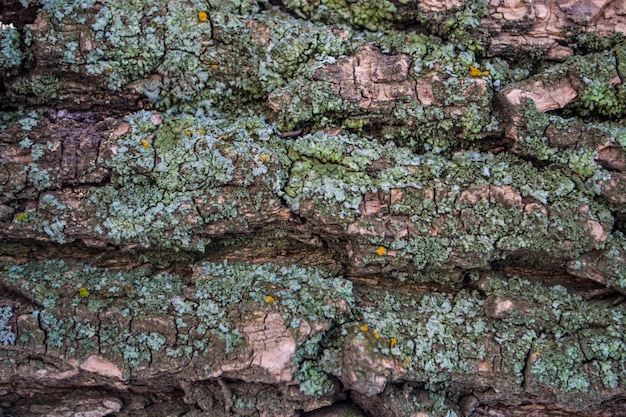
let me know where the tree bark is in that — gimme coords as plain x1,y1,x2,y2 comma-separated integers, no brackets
1,0,626,416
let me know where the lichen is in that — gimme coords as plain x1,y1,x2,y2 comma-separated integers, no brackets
0,22,23,72
0,306,15,346
1,259,353,383
342,274,625,408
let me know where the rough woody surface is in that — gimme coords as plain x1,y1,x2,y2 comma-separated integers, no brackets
1,0,626,416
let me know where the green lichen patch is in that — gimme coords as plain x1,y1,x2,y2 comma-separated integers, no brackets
283,129,613,278
26,0,499,150
5,110,292,251
561,50,626,120
0,23,23,73
0,306,16,346
95,110,290,249
31,0,355,114
192,260,354,331
0,259,353,384
277,0,490,53
10,74,64,105
273,39,498,152
339,274,626,410
480,275,626,405
279,0,399,32
524,49,626,121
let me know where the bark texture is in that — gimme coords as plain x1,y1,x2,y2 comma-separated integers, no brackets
1,0,626,416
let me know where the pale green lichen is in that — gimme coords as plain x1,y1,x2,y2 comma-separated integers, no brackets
282,127,612,283
0,306,15,346
0,23,23,72
1,259,353,382
345,274,625,407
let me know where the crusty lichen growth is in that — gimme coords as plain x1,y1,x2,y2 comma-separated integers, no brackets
337,273,626,411
0,22,23,73
1,0,626,414
0,259,353,385
2,259,623,412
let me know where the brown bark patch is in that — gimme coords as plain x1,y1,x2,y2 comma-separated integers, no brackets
242,312,296,383
319,44,418,109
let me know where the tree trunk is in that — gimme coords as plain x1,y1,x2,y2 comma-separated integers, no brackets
1,0,626,416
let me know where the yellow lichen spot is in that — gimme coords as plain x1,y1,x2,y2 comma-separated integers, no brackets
376,246,387,256
265,295,275,303
197,129,206,135
482,70,489,76
78,287,90,298
210,64,219,70
390,337,397,348
198,11,208,22
469,65,483,77
535,350,541,356
616,50,621,56
140,139,150,148
184,129,192,136
372,330,380,339
258,154,271,163
15,212,27,222
360,325,369,332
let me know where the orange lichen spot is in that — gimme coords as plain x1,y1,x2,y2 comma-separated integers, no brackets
198,11,208,22
372,330,380,339
482,70,489,76
140,139,150,148
258,154,271,163
184,129,193,136
376,246,387,256
15,212,27,222
360,325,369,332
78,287,90,298
390,337,397,348
469,65,483,77
265,295,275,303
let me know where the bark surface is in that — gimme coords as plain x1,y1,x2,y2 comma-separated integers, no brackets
1,0,626,416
